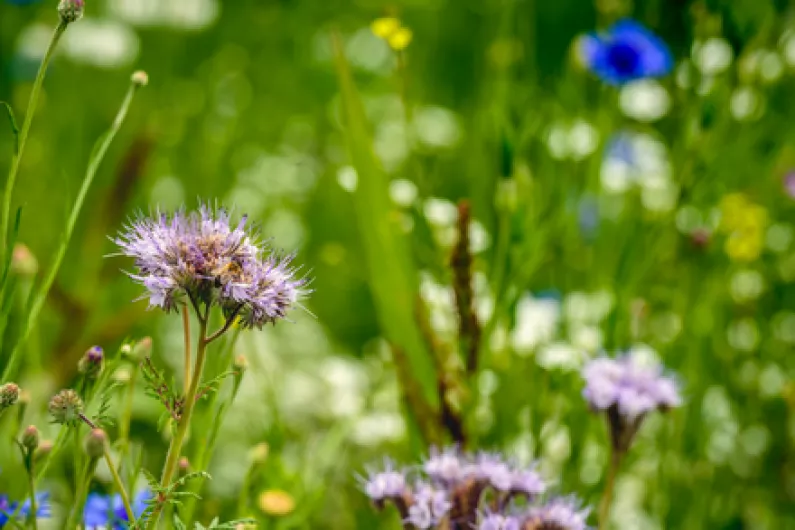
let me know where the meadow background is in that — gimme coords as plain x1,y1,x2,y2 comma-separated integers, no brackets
1,0,795,528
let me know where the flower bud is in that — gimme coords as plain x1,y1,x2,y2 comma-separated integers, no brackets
57,0,84,23
78,345,104,379
48,389,84,425
178,456,190,476
128,336,152,361
11,244,38,277
232,354,248,392
84,428,107,459
0,382,20,410
35,440,53,462
21,425,40,451
131,71,149,87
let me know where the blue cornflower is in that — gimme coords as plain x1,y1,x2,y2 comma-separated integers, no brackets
0,492,51,526
83,490,149,529
579,19,673,85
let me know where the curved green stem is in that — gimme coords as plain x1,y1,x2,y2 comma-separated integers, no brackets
598,450,623,530
0,21,67,263
146,318,209,529
105,449,135,521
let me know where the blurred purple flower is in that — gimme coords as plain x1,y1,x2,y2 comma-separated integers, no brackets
362,462,408,503
784,171,795,199
114,203,308,329
580,19,673,85
479,513,521,530
406,483,451,529
525,497,590,530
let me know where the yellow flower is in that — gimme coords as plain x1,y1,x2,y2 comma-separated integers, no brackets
387,27,413,51
370,17,400,39
725,227,765,262
258,489,295,517
719,193,750,233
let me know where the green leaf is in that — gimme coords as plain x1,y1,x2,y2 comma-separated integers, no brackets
330,32,438,411
0,101,19,155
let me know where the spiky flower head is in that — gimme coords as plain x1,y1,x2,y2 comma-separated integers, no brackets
114,204,308,329
479,513,521,530
0,382,20,410
78,345,104,379
48,389,84,425
406,482,451,529
523,497,590,530
581,353,681,452
21,425,40,451
57,0,84,23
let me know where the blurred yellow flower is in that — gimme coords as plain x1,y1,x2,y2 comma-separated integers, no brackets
370,17,412,51
725,229,764,262
370,17,400,39
718,193,768,262
258,489,295,516
388,27,413,51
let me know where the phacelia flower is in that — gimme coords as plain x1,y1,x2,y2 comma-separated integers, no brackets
479,513,521,530
406,483,451,529
0,493,51,527
579,19,673,85
582,354,681,452
114,204,308,329
48,389,84,425
524,497,590,530
78,346,104,379
84,490,149,529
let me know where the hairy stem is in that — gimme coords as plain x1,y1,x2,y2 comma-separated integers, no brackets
0,21,67,262
598,449,623,530
146,318,209,529
182,304,192,393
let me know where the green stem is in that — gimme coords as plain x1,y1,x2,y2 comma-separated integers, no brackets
0,21,67,263
25,455,38,530
0,74,145,382
64,457,95,530
105,449,135,522
119,364,139,460
146,318,209,529
598,450,623,530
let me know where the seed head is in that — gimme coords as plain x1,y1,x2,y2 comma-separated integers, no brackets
48,389,84,425
78,345,104,379
84,428,107,459
0,382,20,409
131,70,149,87
57,0,84,23
21,425,40,451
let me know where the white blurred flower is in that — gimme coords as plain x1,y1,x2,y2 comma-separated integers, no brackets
537,341,585,371
568,120,599,160
62,18,140,68
640,177,679,213
546,123,570,160
692,38,733,75
389,179,418,207
619,80,671,122
346,28,392,73
730,87,761,121
419,272,457,337
351,412,406,446
413,106,462,149
374,120,409,171
108,0,220,30
568,325,603,352
511,295,561,353
600,132,672,195
727,318,759,351
729,269,765,303
469,220,491,253
336,166,357,192
423,197,458,226
563,291,614,323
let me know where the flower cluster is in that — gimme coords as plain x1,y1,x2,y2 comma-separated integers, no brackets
83,490,149,529
0,493,50,526
115,204,307,329
582,354,681,452
579,19,673,85
361,447,585,529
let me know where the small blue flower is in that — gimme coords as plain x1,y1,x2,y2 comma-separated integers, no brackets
580,19,673,85
84,490,150,529
0,492,50,526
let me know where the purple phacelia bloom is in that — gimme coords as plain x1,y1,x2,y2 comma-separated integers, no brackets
582,353,681,452
406,483,451,529
510,467,546,497
479,513,521,530
579,19,673,85
784,171,795,199
114,204,308,329
473,453,513,492
524,497,590,530
362,463,408,503
423,446,467,485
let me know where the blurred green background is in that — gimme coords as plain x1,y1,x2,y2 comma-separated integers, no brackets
1,0,795,528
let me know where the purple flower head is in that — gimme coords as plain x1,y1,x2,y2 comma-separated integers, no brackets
406,482,451,529
479,513,522,530
784,171,795,199
579,19,673,85
524,497,590,530
423,446,466,485
473,452,514,492
114,204,308,329
362,461,408,503
510,466,546,498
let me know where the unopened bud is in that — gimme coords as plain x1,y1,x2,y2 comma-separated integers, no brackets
0,382,20,410
21,425,40,451
249,442,269,464
57,0,84,23
84,428,107,459
178,456,190,476
35,440,53,461
48,389,84,425
131,71,149,87
233,354,248,372
11,244,38,277
78,345,104,379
